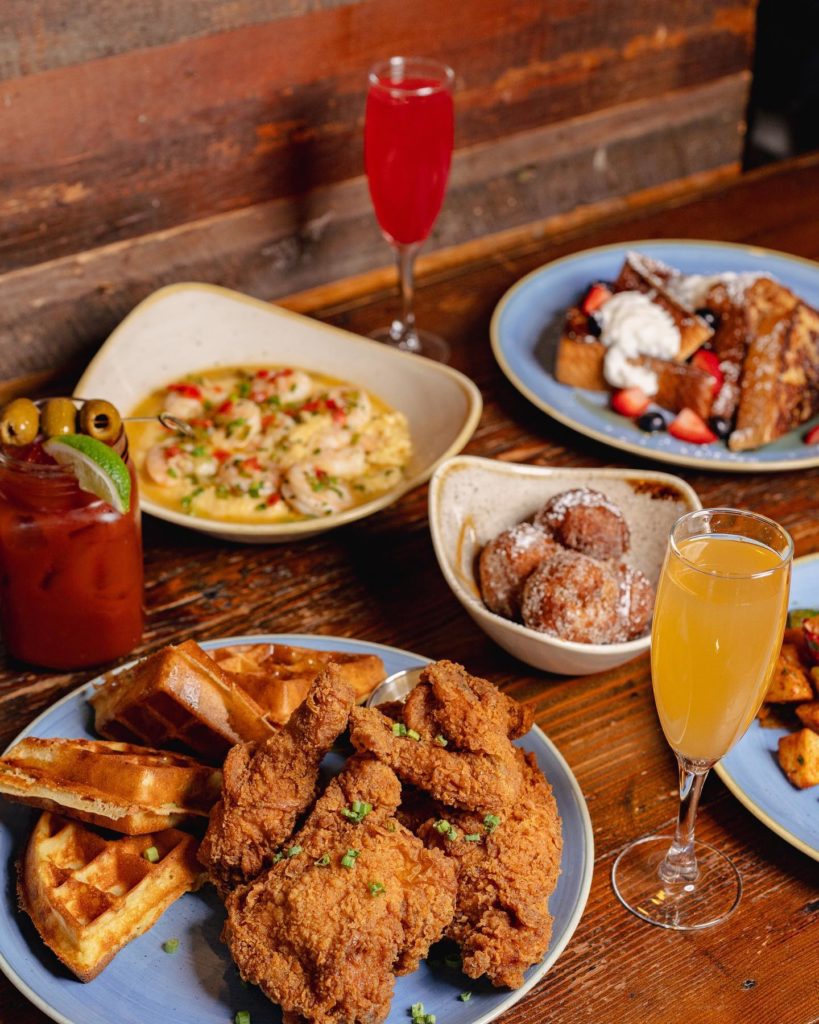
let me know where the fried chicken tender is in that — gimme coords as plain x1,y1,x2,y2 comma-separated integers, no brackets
417,749,562,989
199,667,354,892
349,661,531,813
224,756,457,1024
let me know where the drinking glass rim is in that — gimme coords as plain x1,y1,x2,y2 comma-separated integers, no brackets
668,506,794,578
368,56,455,97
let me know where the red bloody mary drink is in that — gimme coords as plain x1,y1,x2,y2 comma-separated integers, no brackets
365,62,454,246
0,419,143,669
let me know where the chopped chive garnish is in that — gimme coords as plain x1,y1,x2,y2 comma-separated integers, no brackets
411,1003,425,1019
368,881,386,896
483,813,501,834
341,848,360,869
285,845,302,858
235,1012,251,1024
315,854,330,867
464,833,482,843
143,845,160,862
272,851,284,863
386,821,397,833
407,728,421,741
392,722,408,737
162,938,179,954
434,734,448,747
341,801,373,824
433,819,459,841
459,992,472,1002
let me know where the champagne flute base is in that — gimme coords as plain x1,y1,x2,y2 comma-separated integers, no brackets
611,834,741,930
369,325,450,363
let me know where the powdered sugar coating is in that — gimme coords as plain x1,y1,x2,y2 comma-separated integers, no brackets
616,564,654,640
521,550,622,644
478,522,560,619
534,488,630,560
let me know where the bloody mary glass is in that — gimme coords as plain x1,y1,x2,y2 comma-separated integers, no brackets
0,428,143,669
365,56,455,362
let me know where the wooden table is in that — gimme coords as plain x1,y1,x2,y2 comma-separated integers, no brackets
2,157,818,1024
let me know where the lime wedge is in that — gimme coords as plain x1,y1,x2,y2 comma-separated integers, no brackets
43,434,131,513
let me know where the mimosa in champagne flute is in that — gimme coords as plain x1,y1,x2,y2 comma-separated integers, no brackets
365,57,454,362
612,508,792,930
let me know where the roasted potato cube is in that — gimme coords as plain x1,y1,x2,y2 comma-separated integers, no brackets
795,701,819,732
778,729,819,788
765,644,814,702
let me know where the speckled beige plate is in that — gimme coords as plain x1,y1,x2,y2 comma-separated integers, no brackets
429,456,701,675
76,283,482,542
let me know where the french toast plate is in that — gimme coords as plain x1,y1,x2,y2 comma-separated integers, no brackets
0,635,593,1024
77,284,482,543
491,239,819,472
716,555,819,861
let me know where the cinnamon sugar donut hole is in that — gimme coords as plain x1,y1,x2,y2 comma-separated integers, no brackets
533,488,630,561
520,549,622,644
617,564,655,640
478,523,560,619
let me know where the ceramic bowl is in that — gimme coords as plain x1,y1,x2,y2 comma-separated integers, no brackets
428,455,702,675
76,283,482,542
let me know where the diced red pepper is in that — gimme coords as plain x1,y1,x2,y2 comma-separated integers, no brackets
189,417,214,430
242,456,262,472
266,492,281,506
213,448,231,463
165,444,181,459
216,399,234,415
255,369,269,379
168,383,202,399
300,400,321,414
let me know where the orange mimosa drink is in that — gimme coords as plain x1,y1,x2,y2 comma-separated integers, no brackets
651,534,790,762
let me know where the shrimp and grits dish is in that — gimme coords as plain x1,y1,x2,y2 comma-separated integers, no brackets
128,366,413,523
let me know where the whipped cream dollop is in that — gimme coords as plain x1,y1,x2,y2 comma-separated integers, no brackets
666,271,766,310
597,291,680,394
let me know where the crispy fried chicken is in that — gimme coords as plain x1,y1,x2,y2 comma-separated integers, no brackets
199,666,354,892
348,661,529,813
224,756,457,1024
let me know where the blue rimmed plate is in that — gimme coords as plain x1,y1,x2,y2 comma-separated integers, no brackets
490,239,819,472
0,635,593,1024
716,557,819,860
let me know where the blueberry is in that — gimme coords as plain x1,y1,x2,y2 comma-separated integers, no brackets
637,411,666,433
696,307,720,331
586,313,602,337
709,416,732,440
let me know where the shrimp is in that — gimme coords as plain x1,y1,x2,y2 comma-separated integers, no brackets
163,391,204,420
327,388,372,432
220,399,262,448
145,442,194,486
281,460,355,517
217,455,280,496
272,369,314,404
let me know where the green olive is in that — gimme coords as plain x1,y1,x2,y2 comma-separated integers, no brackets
0,397,40,446
79,399,122,443
41,397,78,437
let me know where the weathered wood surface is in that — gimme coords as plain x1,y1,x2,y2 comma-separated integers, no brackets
0,0,755,275
1,157,818,1024
0,74,749,382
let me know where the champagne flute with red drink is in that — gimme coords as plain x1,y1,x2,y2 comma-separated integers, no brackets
365,56,455,362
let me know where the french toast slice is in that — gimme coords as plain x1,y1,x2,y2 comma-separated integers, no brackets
18,811,204,981
211,642,385,725
729,280,819,451
614,251,714,359
90,640,276,762
0,738,221,834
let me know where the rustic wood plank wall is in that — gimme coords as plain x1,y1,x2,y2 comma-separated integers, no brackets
0,0,757,379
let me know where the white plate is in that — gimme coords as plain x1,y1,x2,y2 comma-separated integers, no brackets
0,634,593,1024
77,284,482,542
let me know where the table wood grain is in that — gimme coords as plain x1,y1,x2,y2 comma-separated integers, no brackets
1,158,818,1024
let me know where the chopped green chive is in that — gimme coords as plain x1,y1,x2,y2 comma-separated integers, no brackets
386,821,397,833
409,1006,436,1024
235,1012,251,1024
341,801,373,824
368,881,386,896
285,845,303,858
272,851,284,863
143,845,160,863
162,938,179,954
434,734,448,747
483,813,501,835
407,728,421,742
464,833,482,843
392,722,408,737
459,992,472,1002
341,848,360,869
315,853,330,867
434,819,459,841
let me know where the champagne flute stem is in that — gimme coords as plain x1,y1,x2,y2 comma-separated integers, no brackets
659,756,712,884
389,242,422,352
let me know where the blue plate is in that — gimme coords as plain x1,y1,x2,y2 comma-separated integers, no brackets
716,557,819,860
0,635,593,1024
490,239,819,472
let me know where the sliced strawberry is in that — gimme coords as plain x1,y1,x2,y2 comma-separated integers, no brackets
668,407,717,444
692,350,724,398
804,424,819,445
581,282,613,315
611,387,650,418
